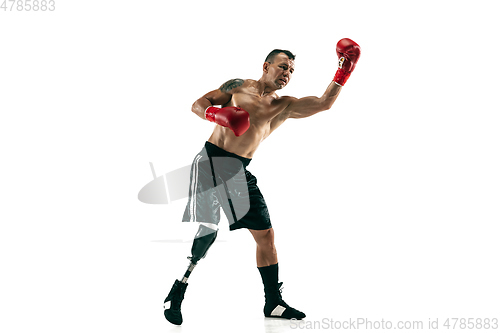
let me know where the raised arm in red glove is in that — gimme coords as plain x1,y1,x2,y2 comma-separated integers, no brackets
333,38,361,86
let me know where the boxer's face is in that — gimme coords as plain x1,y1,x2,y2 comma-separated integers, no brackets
264,53,294,90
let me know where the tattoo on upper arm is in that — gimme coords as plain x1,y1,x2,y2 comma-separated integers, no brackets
219,79,244,93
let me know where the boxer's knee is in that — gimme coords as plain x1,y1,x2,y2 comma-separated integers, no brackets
251,228,276,253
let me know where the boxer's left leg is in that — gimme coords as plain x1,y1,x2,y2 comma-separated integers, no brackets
249,228,306,319
164,223,218,325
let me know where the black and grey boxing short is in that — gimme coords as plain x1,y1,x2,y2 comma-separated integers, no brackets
182,141,272,231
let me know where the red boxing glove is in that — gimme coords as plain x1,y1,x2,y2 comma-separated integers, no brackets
205,106,250,137
333,38,361,86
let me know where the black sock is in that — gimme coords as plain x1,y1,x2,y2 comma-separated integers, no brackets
258,263,279,291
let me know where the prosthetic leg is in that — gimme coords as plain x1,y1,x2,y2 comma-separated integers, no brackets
164,223,218,325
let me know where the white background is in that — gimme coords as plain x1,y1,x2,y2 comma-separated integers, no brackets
1,0,499,332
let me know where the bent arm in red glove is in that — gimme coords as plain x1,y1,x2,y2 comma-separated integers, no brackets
205,106,250,137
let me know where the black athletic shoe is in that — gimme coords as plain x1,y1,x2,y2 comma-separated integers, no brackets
263,282,306,319
163,279,188,325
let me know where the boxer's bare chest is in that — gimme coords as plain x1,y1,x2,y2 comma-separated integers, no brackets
210,81,289,157
224,86,284,127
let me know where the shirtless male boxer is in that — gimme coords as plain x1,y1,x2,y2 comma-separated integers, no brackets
163,38,361,325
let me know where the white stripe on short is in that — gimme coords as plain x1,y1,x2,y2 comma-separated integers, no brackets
189,155,203,221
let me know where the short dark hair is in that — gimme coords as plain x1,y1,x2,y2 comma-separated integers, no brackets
265,49,296,63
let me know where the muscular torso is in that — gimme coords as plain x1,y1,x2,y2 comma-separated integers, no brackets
208,80,290,158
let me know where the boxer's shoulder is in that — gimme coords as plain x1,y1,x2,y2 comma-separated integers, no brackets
219,78,246,93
